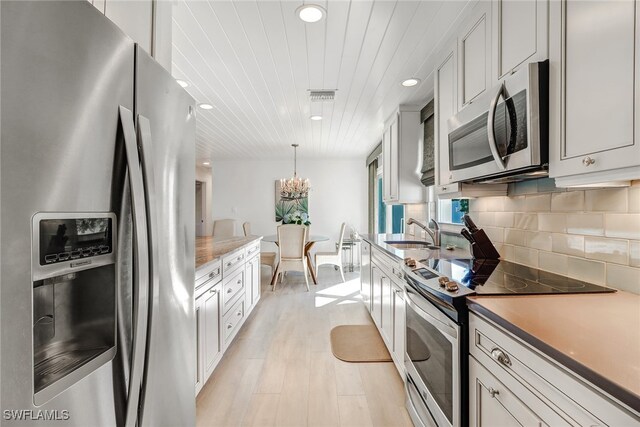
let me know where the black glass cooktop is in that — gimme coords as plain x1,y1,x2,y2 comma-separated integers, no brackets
422,258,615,295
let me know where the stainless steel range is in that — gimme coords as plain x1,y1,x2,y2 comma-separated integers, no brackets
402,257,615,427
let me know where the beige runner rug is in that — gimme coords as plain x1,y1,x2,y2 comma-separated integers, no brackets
330,325,392,363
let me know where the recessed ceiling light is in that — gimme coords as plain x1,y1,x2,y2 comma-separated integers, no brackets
202,161,210,166
296,4,326,23
176,79,189,88
310,115,323,121
401,78,421,87
198,103,213,110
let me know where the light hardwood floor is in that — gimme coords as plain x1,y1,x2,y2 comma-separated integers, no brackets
196,267,413,427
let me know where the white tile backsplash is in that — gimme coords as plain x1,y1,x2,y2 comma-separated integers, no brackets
551,191,584,212
584,237,628,265
566,213,604,236
606,264,640,294
464,180,640,293
567,257,606,285
525,231,552,251
604,214,640,240
551,233,584,257
584,188,628,212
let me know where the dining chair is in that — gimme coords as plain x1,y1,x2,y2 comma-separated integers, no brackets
243,221,278,275
273,224,309,291
212,219,237,238
242,222,251,236
315,222,347,283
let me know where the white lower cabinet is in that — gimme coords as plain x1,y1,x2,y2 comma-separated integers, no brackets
470,357,550,427
194,276,221,396
391,281,405,371
369,247,406,377
195,239,261,395
202,284,222,380
469,312,640,426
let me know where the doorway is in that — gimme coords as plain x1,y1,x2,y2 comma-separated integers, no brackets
196,180,206,236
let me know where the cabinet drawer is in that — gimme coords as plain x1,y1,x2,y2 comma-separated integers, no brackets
245,241,260,259
469,312,638,426
222,269,244,314
222,249,245,276
222,298,244,343
195,261,221,294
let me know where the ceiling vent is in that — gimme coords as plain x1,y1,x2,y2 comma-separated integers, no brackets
309,90,336,102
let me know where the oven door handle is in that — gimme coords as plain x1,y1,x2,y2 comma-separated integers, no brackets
487,83,507,171
406,288,458,341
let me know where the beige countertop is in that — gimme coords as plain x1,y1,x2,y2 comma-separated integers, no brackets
195,235,261,269
467,292,640,411
360,233,471,261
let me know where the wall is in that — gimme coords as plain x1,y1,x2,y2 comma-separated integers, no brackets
469,179,640,294
211,159,367,253
196,166,213,236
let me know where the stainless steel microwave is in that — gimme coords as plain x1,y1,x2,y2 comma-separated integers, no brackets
447,61,548,184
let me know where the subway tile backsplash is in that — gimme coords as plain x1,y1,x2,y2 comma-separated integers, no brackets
469,179,640,294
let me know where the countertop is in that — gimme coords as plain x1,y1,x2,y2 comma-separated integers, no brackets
195,235,261,269
468,292,640,412
360,233,471,261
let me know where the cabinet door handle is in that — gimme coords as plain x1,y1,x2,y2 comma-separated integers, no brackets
236,311,242,317
227,324,233,330
488,387,499,398
491,347,512,367
237,279,242,285
209,289,217,295
582,156,595,166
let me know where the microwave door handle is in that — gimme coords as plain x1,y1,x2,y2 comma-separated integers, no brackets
487,84,507,170
119,106,151,427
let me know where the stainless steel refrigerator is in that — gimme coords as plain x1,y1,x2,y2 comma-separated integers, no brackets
1,2,196,426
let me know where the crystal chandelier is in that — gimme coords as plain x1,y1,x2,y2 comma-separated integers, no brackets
280,144,310,200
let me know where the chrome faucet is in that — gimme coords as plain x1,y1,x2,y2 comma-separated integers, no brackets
407,218,441,247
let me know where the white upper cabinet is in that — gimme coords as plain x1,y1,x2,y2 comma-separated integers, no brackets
433,35,507,199
550,0,640,186
87,0,172,71
458,1,492,108
382,107,425,204
435,38,458,193
492,0,548,81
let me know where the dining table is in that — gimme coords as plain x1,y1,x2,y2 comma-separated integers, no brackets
262,234,329,286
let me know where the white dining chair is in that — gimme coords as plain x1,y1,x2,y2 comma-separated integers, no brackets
315,222,346,283
242,221,251,236
273,224,309,291
212,219,236,238
243,221,278,275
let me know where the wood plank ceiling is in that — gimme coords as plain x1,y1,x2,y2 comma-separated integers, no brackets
171,0,470,163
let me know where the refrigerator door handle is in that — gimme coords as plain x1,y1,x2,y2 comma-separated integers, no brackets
119,106,151,427
135,114,161,424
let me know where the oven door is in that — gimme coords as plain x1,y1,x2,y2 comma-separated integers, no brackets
404,287,460,427
447,61,544,183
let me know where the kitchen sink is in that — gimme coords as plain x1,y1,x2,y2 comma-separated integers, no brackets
384,240,439,250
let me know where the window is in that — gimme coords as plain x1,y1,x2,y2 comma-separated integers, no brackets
376,175,386,233
438,199,469,225
375,171,405,234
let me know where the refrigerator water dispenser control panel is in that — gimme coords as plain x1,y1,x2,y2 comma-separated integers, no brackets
32,212,117,281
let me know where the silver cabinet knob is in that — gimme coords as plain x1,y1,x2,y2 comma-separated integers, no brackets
227,288,233,294
582,156,595,166
209,289,217,295
491,347,512,367
227,324,233,329
488,387,499,398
